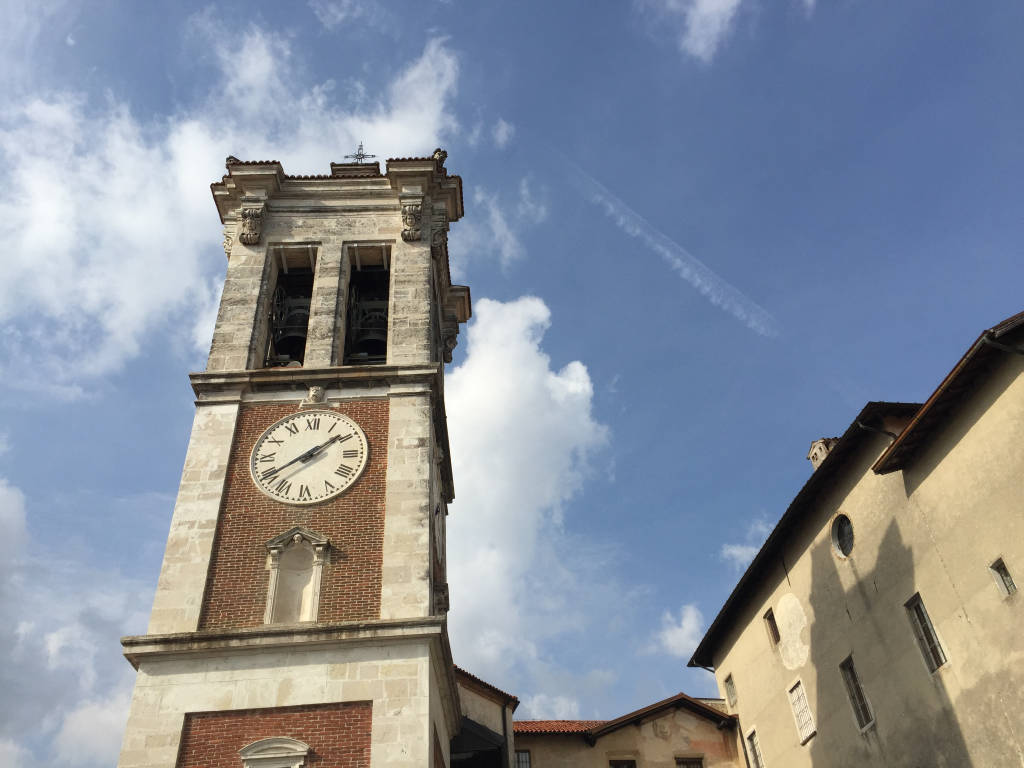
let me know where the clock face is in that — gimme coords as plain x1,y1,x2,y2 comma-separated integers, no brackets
250,410,369,505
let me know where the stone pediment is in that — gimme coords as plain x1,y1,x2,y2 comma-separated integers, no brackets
265,526,330,552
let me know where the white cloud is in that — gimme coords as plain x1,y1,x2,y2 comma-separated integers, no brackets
652,604,705,658
681,0,743,62
720,543,759,569
449,177,549,280
0,739,32,764
719,516,772,570
636,0,813,62
308,0,394,34
54,690,132,766
466,120,484,147
0,475,162,765
516,177,549,222
446,297,612,703
567,160,779,337
492,117,515,148
0,18,461,397
520,693,581,720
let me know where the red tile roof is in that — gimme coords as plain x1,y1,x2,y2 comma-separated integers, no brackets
513,720,606,734
514,692,734,739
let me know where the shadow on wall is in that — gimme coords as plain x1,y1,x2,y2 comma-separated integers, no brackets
805,519,973,767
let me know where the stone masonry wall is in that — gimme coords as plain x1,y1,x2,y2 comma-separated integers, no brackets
380,392,434,619
207,238,272,372
177,701,371,768
149,403,239,635
118,642,431,768
200,399,387,629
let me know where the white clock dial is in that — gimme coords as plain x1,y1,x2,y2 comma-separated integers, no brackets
250,410,369,505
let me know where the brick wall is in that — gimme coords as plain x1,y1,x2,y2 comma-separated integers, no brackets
176,702,372,768
200,399,388,629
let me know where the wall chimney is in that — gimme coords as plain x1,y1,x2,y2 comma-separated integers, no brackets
807,437,839,470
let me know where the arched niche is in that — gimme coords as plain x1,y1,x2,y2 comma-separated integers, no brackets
264,526,330,624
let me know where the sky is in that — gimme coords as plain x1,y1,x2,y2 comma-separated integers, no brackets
0,0,1022,764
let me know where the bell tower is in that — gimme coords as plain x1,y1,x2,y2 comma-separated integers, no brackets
118,150,471,768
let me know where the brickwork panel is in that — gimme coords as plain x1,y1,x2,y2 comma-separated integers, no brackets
176,701,371,768
200,400,388,629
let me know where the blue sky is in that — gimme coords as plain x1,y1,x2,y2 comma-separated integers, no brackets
1,0,1022,764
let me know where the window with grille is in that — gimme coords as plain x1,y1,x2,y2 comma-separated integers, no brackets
764,608,780,645
515,751,531,768
991,558,1017,596
839,655,873,729
746,730,765,768
724,674,737,708
905,593,946,672
788,680,816,744
676,759,704,768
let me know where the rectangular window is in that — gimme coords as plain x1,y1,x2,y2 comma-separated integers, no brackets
788,680,816,744
723,674,737,708
905,593,946,672
676,759,704,768
515,751,531,768
264,246,317,368
839,656,873,729
746,730,765,768
764,608,780,645
609,762,636,768
343,243,391,365
991,558,1017,596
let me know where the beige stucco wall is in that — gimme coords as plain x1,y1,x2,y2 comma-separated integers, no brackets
515,707,740,768
711,353,1024,767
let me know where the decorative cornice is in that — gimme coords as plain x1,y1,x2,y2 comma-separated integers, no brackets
120,616,448,668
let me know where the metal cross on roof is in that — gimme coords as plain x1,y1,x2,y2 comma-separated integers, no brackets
344,142,376,164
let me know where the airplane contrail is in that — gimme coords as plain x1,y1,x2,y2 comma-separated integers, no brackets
567,162,780,338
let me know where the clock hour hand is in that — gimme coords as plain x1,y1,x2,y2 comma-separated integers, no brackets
262,434,341,479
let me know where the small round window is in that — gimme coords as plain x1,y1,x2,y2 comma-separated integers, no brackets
832,514,854,557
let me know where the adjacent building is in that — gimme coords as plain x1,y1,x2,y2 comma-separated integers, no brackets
689,312,1024,767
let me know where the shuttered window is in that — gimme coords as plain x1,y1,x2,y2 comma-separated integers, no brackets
746,730,765,768
788,680,816,744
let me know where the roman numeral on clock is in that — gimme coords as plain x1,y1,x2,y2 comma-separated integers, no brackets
267,437,284,446
274,479,292,495
260,467,278,480
342,449,359,458
298,484,312,500
259,453,276,463
284,423,300,436
334,463,354,479
324,480,336,493
305,417,320,431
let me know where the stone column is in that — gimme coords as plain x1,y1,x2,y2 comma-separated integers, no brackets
303,239,343,367
388,197,433,365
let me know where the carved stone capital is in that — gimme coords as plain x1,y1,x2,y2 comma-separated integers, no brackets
441,328,458,364
434,582,450,614
401,202,422,242
239,203,265,245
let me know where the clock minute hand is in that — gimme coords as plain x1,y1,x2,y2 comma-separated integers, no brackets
263,435,341,479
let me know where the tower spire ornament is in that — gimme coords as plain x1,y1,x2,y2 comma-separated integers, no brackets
344,141,376,164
